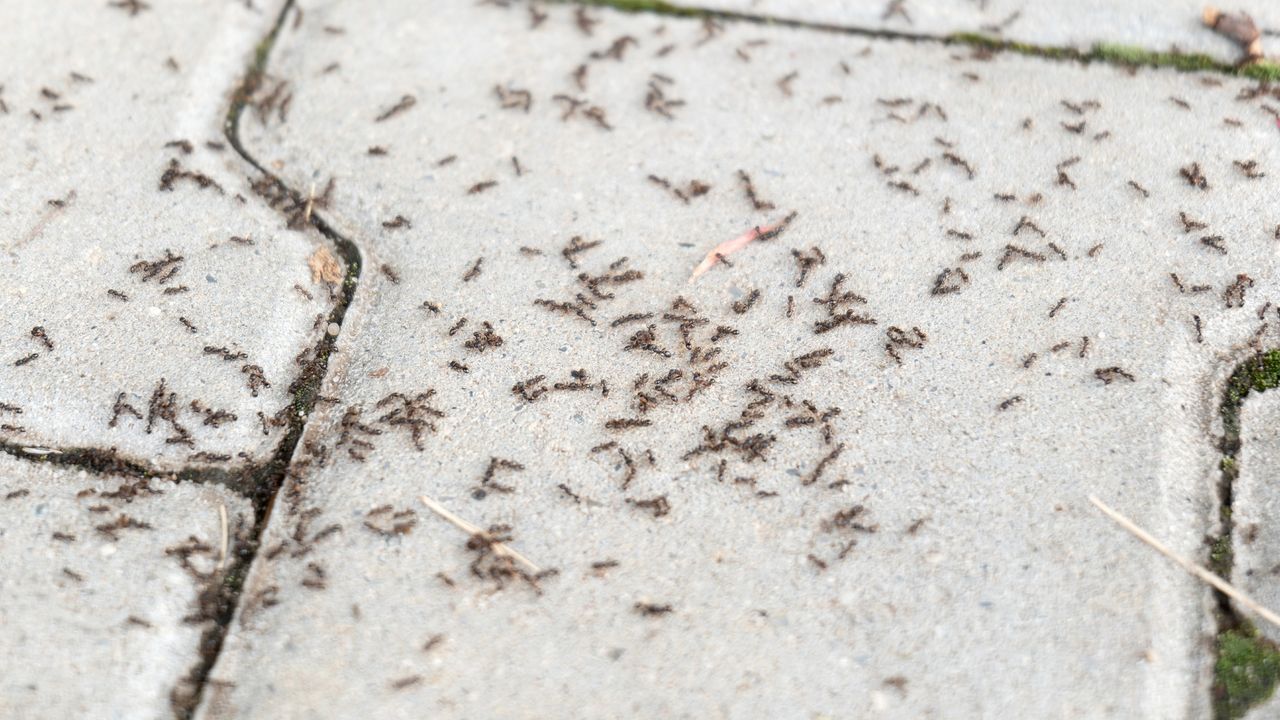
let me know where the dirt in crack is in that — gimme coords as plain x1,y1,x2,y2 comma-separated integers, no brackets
169,1,363,716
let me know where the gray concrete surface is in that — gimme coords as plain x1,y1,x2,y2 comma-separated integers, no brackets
186,1,1280,717
692,0,1280,64
0,0,340,470
0,452,251,719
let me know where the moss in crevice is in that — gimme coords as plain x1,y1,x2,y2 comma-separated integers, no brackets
573,0,705,17
949,33,1280,80
1209,349,1280,719
1215,624,1280,719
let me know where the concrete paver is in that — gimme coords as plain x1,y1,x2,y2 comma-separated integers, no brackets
0,0,341,470
0,452,251,719
194,1,1280,717
690,0,1280,64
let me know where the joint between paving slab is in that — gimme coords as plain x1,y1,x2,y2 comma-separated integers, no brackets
1211,348,1280,719
172,1,365,717
561,0,1280,81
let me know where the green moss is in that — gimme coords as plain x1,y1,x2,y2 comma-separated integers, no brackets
1092,42,1225,73
1223,350,1280,439
1241,62,1280,82
946,34,1277,82
1209,535,1234,578
1215,625,1280,719
573,0,704,16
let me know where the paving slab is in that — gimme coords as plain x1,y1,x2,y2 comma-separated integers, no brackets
0,0,341,470
0,452,251,719
1233,389,1280,648
687,0,1280,64
198,1,1280,717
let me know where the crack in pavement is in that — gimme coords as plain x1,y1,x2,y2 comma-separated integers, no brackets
173,1,364,715
1211,349,1280,719
561,0,1280,81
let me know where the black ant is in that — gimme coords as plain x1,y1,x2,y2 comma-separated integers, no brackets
1180,163,1209,190
997,396,1024,411
493,85,532,112
1234,160,1265,179
737,170,775,211
1094,367,1136,384
1200,236,1227,255
931,267,969,296
776,71,798,97
462,258,484,282
29,326,55,350
374,95,415,123
634,602,673,616
996,245,1046,271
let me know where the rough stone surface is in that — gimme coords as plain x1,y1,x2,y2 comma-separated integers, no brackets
692,0,1280,63
0,452,251,719
192,1,1280,717
1233,390,1280,649
0,0,341,470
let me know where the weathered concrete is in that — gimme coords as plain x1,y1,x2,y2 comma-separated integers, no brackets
690,0,1280,64
0,0,341,470
0,452,251,719
189,1,1280,717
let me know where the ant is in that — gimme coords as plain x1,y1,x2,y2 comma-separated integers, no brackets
996,244,1046,271
374,95,416,123
1094,367,1136,384
942,152,974,179
462,322,503,352
776,71,799,97
737,170,775,211
931,267,969,296
804,444,844,486
1179,211,1207,233
997,396,1024,411
1180,163,1209,190
561,236,602,269
462,258,484,282
478,457,524,494
634,602,673,616
1012,216,1045,238
1200,236,1227,255
493,85,532,112
606,418,651,431
590,35,638,61
1233,160,1265,179
791,247,826,287
1224,274,1254,308
626,495,670,518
